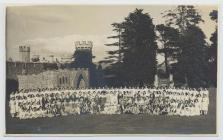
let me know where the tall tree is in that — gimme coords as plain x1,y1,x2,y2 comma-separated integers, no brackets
208,10,217,86
99,23,125,86
177,26,208,87
103,9,157,87
103,23,124,64
162,5,208,87
121,9,157,86
156,24,180,75
162,5,204,33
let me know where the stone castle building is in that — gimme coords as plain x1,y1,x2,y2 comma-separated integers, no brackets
18,68,89,90
6,41,104,91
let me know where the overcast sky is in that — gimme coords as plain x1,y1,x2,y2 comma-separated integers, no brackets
6,5,218,62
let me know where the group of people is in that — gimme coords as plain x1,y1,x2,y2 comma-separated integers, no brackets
9,87,209,119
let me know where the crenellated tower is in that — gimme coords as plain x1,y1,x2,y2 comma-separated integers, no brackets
19,46,30,63
75,41,93,50
73,41,93,66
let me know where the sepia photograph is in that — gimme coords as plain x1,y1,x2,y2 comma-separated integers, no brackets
5,4,218,135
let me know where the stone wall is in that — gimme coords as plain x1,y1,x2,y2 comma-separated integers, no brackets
17,68,90,90
6,61,58,80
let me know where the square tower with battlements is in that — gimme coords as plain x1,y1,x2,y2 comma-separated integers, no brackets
73,41,93,67
19,46,30,63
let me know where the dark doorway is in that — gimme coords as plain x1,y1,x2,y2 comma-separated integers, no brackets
77,74,86,89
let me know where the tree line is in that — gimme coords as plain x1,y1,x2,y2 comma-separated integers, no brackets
100,6,217,88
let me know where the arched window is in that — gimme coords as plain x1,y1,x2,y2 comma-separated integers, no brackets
23,64,26,69
59,78,62,85
77,74,86,89
62,76,65,84
65,77,68,84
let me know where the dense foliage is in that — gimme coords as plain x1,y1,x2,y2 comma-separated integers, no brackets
100,6,217,88
102,9,157,87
